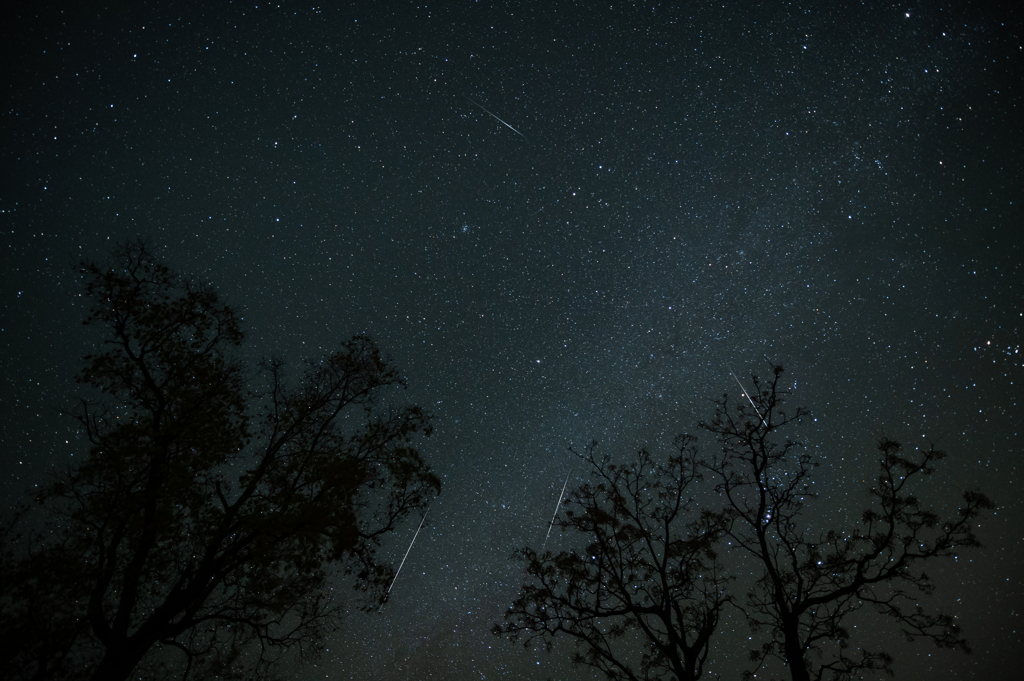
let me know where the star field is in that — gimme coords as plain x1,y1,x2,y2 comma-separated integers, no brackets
2,2,1021,679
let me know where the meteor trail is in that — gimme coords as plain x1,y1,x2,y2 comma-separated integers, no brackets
730,368,767,429
379,503,430,611
465,96,527,139
541,468,573,552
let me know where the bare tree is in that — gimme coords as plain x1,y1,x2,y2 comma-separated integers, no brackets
495,438,731,681
701,366,993,681
0,242,440,681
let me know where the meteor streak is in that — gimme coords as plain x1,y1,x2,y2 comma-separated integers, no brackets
465,96,527,139
730,368,767,429
541,468,573,552
379,503,430,611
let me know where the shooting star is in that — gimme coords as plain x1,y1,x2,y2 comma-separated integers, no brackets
379,503,430,611
541,468,573,552
729,368,767,429
465,96,527,140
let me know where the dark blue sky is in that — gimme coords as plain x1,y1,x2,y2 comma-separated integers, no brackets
2,2,1021,678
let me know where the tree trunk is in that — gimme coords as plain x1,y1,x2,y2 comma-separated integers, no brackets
782,624,810,681
89,637,152,681
684,653,698,681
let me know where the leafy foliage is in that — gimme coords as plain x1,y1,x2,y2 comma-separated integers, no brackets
0,242,440,681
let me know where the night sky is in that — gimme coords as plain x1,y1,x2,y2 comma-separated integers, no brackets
2,2,1021,679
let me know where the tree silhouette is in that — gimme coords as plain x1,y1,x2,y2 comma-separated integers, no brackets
497,366,992,681
0,242,440,681
700,366,993,681
495,439,731,681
